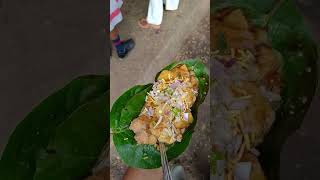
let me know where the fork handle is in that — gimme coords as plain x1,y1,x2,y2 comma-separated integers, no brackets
160,143,173,180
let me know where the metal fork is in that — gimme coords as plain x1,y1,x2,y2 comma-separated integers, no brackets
160,143,173,180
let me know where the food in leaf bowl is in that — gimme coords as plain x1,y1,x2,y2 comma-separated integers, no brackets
111,59,209,169
211,0,318,180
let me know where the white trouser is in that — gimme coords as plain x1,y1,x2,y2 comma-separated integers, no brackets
110,0,123,31
146,0,180,25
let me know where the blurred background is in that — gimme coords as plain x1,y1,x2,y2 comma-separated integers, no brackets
280,1,320,179
0,0,108,155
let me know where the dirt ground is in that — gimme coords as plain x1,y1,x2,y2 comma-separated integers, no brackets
110,0,210,103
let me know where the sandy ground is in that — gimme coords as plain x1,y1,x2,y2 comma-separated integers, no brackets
110,0,210,103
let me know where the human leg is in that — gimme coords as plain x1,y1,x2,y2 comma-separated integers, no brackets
164,0,180,11
110,27,135,59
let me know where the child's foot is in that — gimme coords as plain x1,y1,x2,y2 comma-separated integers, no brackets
138,18,160,30
116,39,135,59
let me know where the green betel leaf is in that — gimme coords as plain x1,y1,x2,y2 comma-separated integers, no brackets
0,75,109,180
111,59,209,169
33,93,109,180
110,85,151,132
113,129,161,169
212,0,319,179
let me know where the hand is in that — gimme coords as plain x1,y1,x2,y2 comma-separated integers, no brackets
123,167,163,180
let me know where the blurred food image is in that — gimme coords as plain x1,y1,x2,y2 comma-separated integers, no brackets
212,8,282,180
210,0,318,179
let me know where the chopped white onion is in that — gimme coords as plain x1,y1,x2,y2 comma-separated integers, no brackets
154,116,163,128
183,113,189,121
